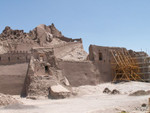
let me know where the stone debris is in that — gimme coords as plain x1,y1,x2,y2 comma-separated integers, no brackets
129,90,150,96
103,88,120,95
111,89,120,95
141,103,147,107
134,103,148,112
103,88,111,94
0,93,21,106
48,84,71,99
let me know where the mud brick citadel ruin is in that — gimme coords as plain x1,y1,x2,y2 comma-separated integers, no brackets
0,23,150,98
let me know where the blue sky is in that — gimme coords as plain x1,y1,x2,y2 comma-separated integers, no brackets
0,0,150,53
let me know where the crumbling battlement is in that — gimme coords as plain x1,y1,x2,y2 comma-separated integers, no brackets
0,23,85,64
0,26,26,41
56,36,82,43
0,50,30,65
0,23,82,53
0,41,84,65
53,41,81,49
89,45,126,61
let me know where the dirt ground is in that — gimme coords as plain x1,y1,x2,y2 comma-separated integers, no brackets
0,81,150,113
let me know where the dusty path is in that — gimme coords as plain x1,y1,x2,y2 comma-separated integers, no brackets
0,81,150,113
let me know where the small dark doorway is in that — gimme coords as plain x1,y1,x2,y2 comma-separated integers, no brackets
99,52,103,61
45,66,49,73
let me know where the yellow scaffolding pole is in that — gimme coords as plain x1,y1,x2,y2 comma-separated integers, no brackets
111,50,143,82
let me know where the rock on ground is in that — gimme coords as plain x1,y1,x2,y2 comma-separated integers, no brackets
103,88,111,94
49,84,71,99
129,90,150,96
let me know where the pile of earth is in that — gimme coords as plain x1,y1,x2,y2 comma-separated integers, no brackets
129,90,150,96
0,93,21,106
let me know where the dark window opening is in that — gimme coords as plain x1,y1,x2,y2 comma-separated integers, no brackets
26,56,28,61
8,57,10,61
13,31,16,35
17,57,19,60
0,57,1,61
45,66,49,73
99,52,103,61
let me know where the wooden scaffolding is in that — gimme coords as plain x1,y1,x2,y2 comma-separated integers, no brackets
111,49,143,82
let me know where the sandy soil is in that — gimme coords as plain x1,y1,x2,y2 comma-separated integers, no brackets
0,81,150,113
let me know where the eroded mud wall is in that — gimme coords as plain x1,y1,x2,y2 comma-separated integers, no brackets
58,61,100,87
0,63,28,95
89,45,127,82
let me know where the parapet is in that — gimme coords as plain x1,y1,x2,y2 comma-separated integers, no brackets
0,51,31,65
56,36,82,43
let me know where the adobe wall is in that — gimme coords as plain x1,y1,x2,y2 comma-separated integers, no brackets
0,51,30,95
21,47,71,97
53,42,82,58
58,61,100,87
15,42,39,52
0,51,31,65
0,63,28,95
57,45,127,86
89,45,126,82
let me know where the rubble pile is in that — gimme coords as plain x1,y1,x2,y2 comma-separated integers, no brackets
0,93,20,106
129,90,150,96
103,88,120,95
0,26,27,41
